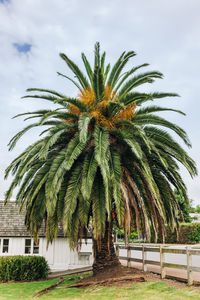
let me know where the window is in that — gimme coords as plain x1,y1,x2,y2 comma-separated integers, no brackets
33,241,39,254
24,239,40,254
2,239,9,253
25,239,31,254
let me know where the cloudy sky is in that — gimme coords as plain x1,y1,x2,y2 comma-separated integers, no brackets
0,0,199,205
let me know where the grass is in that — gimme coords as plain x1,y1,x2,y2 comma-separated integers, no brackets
0,273,200,300
0,277,59,300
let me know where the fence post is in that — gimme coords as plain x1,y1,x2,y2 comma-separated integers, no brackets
116,244,119,258
160,245,166,279
142,245,147,272
186,246,193,286
127,245,131,267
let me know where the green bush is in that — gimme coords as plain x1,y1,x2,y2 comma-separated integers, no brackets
0,256,49,282
165,223,200,244
114,227,139,242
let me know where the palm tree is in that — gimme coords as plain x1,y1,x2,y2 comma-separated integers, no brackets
5,43,197,274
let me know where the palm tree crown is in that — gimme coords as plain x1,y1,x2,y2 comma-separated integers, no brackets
5,43,197,248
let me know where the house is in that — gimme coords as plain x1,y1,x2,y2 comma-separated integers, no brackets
0,201,93,271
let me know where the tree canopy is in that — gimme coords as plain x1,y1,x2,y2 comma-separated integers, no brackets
5,43,197,250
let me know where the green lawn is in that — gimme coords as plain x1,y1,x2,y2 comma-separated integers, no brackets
0,273,200,300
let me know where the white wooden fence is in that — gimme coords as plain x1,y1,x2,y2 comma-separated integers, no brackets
115,243,200,286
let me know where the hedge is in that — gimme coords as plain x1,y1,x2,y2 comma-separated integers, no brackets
0,256,49,282
165,223,200,244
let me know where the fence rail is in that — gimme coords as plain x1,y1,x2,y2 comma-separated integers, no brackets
115,243,200,286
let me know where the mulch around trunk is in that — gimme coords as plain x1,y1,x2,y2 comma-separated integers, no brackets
67,265,200,289
68,265,146,288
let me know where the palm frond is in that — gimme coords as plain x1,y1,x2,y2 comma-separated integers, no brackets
115,120,152,152
107,102,125,118
81,53,93,85
94,126,109,164
118,71,163,97
107,51,126,86
92,173,106,239
100,51,106,72
26,88,66,98
109,148,124,226
62,97,88,112
116,63,149,91
64,133,88,170
60,53,90,89
119,92,149,106
94,126,111,216
133,114,191,146
94,42,100,68
135,92,179,106
104,63,111,81
63,163,82,232
110,51,136,89
135,105,185,116
81,148,98,200
13,110,51,119
39,126,70,159
8,123,39,151
120,130,143,159
93,66,104,103
78,114,92,143
78,194,91,226
57,72,82,90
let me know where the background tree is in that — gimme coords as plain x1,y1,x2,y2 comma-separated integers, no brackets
5,43,197,274
195,205,200,213
174,189,192,223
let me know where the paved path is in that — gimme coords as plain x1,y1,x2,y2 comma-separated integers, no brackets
48,266,92,279
120,260,200,283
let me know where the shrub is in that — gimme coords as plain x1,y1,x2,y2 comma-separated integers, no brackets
0,256,49,282
114,227,138,242
165,223,200,244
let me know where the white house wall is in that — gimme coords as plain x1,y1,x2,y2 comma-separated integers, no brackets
0,237,93,271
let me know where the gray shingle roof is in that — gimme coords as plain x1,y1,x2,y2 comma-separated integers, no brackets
0,201,63,237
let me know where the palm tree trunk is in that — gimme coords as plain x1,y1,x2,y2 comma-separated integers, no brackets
92,220,120,275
